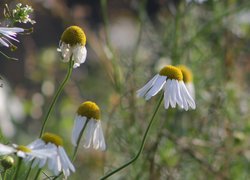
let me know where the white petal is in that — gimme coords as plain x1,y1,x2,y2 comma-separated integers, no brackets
17,151,26,158
71,116,86,146
72,45,87,68
0,144,15,155
173,80,183,108
186,82,195,100
180,81,196,109
169,80,177,108
84,120,95,148
136,74,159,97
163,79,171,109
27,139,46,149
0,38,9,47
93,121,106,151
0,27,24,33
58,147,75,174
145,75,166,100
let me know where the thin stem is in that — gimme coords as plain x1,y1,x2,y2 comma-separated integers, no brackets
39,57,74,137
100,94,164,180
72,119,90,161
52,119,91,180
3,170,7,180
34,169,41,180
24,160,33,180
13,157,22,180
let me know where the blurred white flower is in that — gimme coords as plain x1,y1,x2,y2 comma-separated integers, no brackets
137,65,196,110
0,80,25,137
0,27,24,47
72,101,106,151
186,0,207,4
0,143,54,168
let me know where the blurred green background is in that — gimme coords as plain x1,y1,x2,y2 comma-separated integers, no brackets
0,0,250,179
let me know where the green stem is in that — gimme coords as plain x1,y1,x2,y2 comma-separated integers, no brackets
24,160,33,180
100,94,164,180
3,170,7,180
52,119,90,180
72,119,90,161
13,157,22,180
34,169,41,180
39,57,74,137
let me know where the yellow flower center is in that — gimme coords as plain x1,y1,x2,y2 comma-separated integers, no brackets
177,65,193,83
61,26,86,46
159,65,183,81
77,101,101,120
41,132,63,147
16,145,31,153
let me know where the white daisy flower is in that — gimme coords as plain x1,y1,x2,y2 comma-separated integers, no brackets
137,65,196,111
0,27,24,47
57,26,87,68
72,101,106,151
29,132,75,178
0,143,52,167
177,65,195,99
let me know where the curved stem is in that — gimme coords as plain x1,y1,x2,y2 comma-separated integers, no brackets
39,57,74,137
100,94,164,180
72,119,90,161
13,157,22,180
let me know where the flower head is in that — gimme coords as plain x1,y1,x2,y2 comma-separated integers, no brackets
0,27,24,47
137,65,196,110
29,132,75,178
72,101,106,151
57,26,87,68
177,65,195,99
0,142,53,168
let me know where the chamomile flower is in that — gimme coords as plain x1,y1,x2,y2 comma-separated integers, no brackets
177,65,195,99
137,65,196,110
0,27,24,47
72,101,106,151
0,143,52,167
29,133,75,178
57,26,87,68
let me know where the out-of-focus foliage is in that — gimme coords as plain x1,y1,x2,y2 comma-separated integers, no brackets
0,0,250,179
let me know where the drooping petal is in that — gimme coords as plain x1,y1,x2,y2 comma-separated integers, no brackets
136,74,159,97
180,81,196,109
71,116,86,146
93,121,106,151
84,120,96,148
173,80,183,108
72,45,87,68
163,79,171,109
58,146,75,178
145,75,166,100
0,144,15,155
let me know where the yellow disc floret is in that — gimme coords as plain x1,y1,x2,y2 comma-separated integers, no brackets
159,65,183,81
177,65,193,83
61,26,86,46
77,101,101,120
16,145,31,153
42,132,63,147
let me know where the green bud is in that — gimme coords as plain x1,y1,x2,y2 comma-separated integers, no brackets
1,156,14,170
